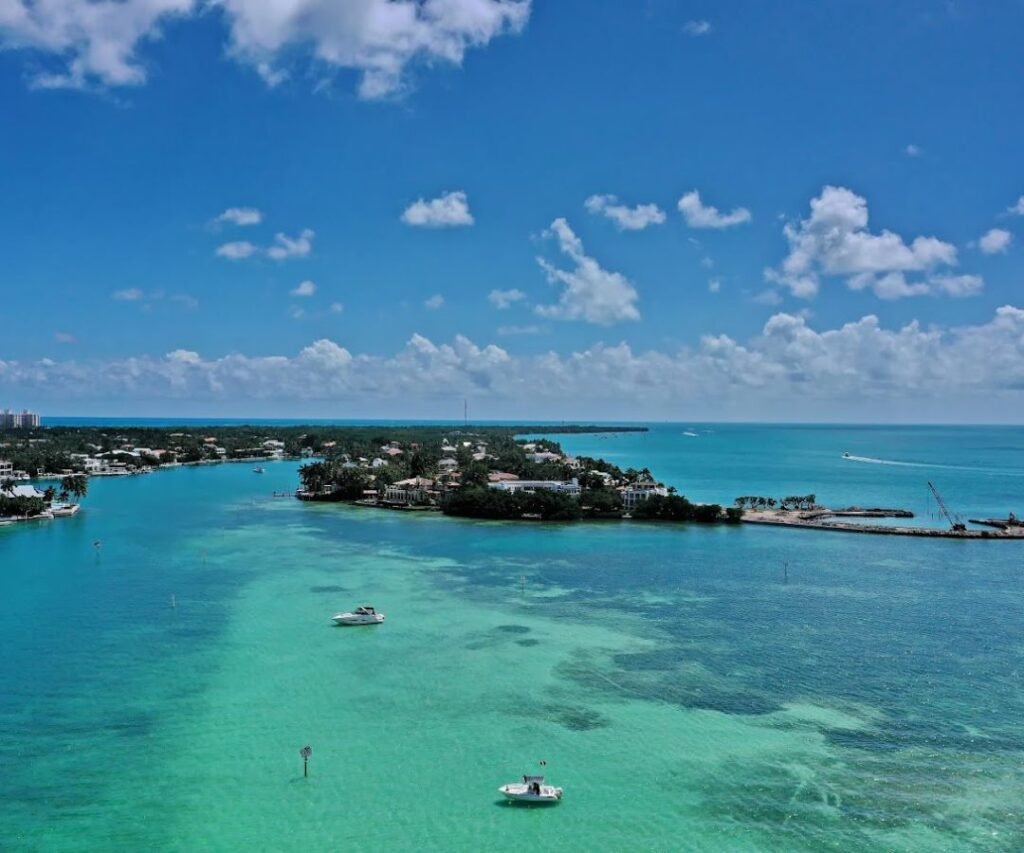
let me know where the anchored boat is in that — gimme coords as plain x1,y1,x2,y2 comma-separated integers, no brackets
499,775,563,804
332,605,385,626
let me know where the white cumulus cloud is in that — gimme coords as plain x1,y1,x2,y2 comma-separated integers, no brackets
216,240,260,260
979,228,1012,255
535,218,640,325
584,194,666,231
424,294,445,309
1008,196,1024,216
299,338,352,370
0,0,529,97
214,206,263,227
678,190,752,229
0,0,193,90
267,229,315,260
112,288,145,301
291,279,316,296
9,307,1024,420
765,185,972,299
219,0,531,100
217,229,314,261
488,288,526,309
401,191,474,228
929,274,984,298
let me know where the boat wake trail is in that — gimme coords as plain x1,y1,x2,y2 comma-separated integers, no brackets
842,455,1024,477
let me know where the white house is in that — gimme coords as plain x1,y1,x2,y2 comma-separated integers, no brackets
488,471,519,483
528,451,562,464
262,439,285,459
0,459,13,479
384,477,436,505
489,478,581,496
438,457,458,471
1,483,44,499
621,482,668,510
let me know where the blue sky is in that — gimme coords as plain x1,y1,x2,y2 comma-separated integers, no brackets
1,0,1023,420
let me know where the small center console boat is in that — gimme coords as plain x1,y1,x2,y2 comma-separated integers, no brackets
499,775,563,803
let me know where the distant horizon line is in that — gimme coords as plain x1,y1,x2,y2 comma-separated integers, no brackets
27,416,1024,428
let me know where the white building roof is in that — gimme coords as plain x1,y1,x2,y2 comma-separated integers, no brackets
1,484,44,499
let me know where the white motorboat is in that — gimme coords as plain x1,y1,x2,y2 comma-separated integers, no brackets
499,775,563,803
253,465,266,474
332,605,384,626
49,503,80,517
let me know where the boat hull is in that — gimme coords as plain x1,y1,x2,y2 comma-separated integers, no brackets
332,614,385,626
499,785,563,803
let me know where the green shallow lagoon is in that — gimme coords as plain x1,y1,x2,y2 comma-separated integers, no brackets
3,427,1024,851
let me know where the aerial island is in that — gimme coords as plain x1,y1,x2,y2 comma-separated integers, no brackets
0,422,736,525
293,428,738,523
3,423,1021,537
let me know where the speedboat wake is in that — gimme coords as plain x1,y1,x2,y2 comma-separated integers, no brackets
842,454,1024,477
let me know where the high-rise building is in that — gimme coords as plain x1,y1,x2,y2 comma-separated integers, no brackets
0,409,41,429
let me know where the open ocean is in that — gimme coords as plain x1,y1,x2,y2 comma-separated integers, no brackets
2,423,1024,851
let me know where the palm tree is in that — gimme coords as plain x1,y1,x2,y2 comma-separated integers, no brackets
60,474,88,504
299,461,329,494
43,486,56,504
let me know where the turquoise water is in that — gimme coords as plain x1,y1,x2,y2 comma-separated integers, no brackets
531,423,1024,526
2,424,1024,851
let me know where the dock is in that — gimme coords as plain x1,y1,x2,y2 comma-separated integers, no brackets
742,508,1024,539
968,516,1024,531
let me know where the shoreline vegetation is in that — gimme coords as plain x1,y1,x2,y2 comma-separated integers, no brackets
294,426,735,524
0,474,86,524
0,423,646,475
